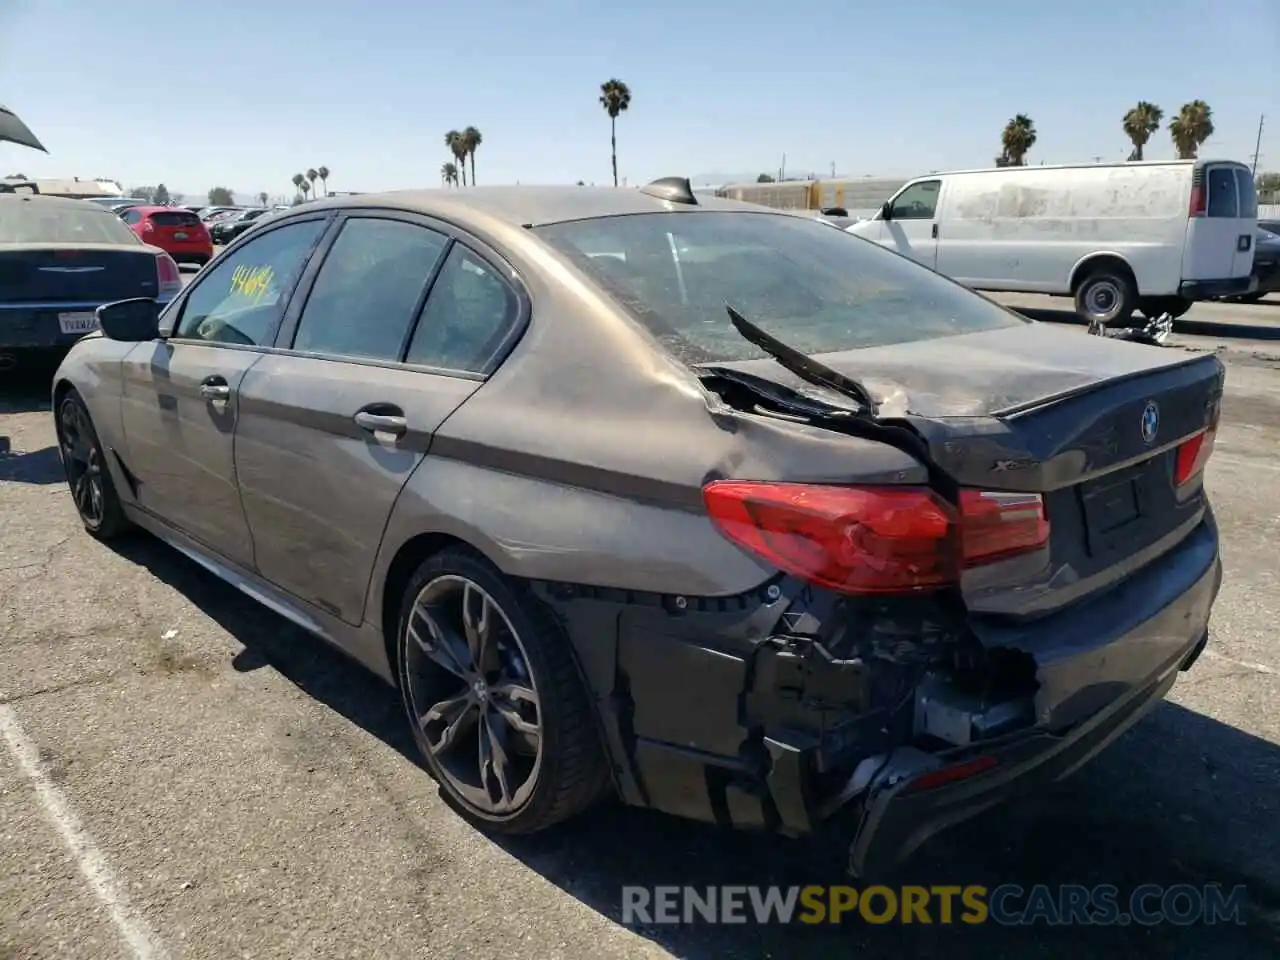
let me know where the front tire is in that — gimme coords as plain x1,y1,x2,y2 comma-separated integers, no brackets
55,389,131,540
1075,269,1137,326
395,547,609,834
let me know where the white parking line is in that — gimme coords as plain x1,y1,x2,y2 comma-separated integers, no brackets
0,704,168,960
1203,649,1279,676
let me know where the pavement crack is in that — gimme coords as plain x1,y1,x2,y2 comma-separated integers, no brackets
0,671,118,706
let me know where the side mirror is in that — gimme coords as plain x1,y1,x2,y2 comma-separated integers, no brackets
96,298,160,342
880,201,893,221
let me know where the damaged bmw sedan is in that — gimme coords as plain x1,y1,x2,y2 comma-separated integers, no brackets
52,178,1223,875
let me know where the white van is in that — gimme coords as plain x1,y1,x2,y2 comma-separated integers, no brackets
846,160,1258,323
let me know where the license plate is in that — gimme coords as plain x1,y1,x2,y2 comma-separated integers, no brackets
58,311,99,334
174,231,188,240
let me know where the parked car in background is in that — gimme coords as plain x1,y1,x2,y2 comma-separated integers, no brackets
1222,227,1280,303
0,193,180,362
50,181,1223,876
200,208,243,230
88,196,148,209
847,159,1258,324
88,196,150,213
209,207,272,244
119,205,213,266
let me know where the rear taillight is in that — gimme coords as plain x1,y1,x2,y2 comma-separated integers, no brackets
1189,170,1207,218
958,490,1050,566
702,481,1050,596
155,253,181,300
1174,428,1216,487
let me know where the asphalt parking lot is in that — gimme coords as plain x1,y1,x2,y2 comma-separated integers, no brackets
2,291,1279,959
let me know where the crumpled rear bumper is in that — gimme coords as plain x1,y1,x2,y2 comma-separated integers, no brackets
847,542,1221,877
541,511,1222,876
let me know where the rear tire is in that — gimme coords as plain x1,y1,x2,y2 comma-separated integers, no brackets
1074,268,1137,326
1139,296,1192,320
55,389,131,540
395,547,610,835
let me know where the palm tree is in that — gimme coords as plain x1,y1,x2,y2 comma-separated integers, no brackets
1122,101,1164,161
445,130,467,186
291,172,305,200
258,191,269,206
441,162,459,187
1170,100,1214,160
306,167,318,198
999,114,1037,166
599,78,631,187
300,180,311,201
317,165,330,197
462,127,482,186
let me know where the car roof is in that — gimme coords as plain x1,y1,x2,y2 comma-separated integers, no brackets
0,193,122,212
291,183,772,231
128,205,196,214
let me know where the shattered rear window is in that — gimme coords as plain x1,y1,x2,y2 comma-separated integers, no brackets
535,211,1027,363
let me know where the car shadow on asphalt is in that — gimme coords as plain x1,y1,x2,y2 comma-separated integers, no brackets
0,444,62,484
105,533,1280,959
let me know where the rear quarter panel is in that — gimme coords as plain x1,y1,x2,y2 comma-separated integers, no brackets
362,223,926,626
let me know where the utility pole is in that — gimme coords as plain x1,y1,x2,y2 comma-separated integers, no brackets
780,152,786,182
830,161,836,178
1251,114,1265,176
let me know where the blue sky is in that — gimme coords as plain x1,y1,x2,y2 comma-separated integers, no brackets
2,0,1275,201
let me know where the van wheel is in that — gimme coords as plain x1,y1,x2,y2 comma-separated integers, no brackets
1139,296,1192,320
1075,269,1136,326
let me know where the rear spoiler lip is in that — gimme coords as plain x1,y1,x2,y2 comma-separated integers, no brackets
991,351,1222,419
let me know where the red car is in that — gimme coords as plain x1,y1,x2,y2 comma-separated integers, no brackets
119,206,213,266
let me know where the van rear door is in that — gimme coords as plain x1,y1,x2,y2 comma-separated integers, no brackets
1181,161,1256,283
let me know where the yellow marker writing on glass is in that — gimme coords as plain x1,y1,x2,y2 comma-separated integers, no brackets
230,264,275,304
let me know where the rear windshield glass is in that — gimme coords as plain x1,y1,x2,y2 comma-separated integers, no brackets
534,212,1026,362
0,199,142,244
150,211,201,227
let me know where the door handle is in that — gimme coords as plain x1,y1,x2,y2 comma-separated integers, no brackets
199,376,231,401
931,223,939,239
354,410,408,436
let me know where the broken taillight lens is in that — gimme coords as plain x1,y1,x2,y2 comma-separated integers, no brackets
702,482,1051,596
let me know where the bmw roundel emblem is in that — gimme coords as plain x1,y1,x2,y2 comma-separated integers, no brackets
1140,401,1160,444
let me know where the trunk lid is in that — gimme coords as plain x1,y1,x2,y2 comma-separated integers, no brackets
0,243,161,303
717,322,1223,618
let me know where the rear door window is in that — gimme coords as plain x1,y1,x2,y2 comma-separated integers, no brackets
405,244,520,374
1206,166,1239,218
291,217,448,361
